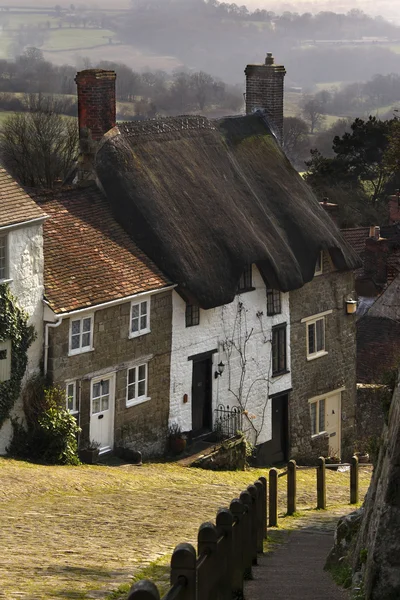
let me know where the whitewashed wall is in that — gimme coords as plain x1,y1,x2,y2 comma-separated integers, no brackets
169,265,291,445
0,222,44,454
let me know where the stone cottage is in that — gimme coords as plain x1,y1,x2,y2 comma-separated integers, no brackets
70,59,358,463
37,186,174,456
0,168,46,454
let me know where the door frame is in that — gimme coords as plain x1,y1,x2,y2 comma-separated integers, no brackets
271,391,289,464
89,371,116,454
189,350,216,436
308,386,345,455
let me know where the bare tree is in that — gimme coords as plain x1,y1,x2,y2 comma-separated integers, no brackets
301,96,326,134
0,95,78,189
283,116,310,167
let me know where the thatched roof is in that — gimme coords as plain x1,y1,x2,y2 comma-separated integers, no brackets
95,113,360,309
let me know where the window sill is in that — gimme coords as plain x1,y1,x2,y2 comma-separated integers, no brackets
311,431,328,439
307,351,328,361
314,271,323,277
237,287,256,294
129,329,151,340
271,369,290,378
0,278,12,285
267,311,282,317
69,410,79,416
68,347,95,357
126,396,151,409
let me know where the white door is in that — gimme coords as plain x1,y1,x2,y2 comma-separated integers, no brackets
325,393,341,457
90,375,115,453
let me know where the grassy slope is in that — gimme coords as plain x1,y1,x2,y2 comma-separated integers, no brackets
0,458,372,599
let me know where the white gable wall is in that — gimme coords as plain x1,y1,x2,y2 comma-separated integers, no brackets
0,222,44,454
169,265,291,446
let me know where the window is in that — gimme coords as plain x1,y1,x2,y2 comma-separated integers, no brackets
237,264,253,292
69,315,93,355
92,379,110,414
0,235,8,281
310,398,326,436
0,339,11,382
314,251,323,276
185,304,200,327
267,289,281,315
126,363,149,407
301,310,332,360
272,324,287,376
66,381,78,414
130,300,150,337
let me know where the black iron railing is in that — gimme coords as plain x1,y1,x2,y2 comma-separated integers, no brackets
213,404,243,439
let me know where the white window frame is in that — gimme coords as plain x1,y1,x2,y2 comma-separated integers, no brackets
129,298,151,338
301,310,332,361
126,362,150,408
308,387,345,438
314,251,323,276
68,314,94,356
309,398,326,437
0,339,11,382
66,381,78,414
0,234,9,282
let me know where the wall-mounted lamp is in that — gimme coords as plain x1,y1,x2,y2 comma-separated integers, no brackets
345,299,357,315
215,361,225,379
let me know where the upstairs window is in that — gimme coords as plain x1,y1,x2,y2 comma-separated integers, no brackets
314,251,323,276
185,304,200,327
267,289,281,315
272,324,287,376
237,264,253,292
130,299,150,337
0,235,8,281
69,315,93,355
301,310,332,360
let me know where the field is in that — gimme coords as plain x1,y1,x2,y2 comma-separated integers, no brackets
42,28,117,51
0,457,372,600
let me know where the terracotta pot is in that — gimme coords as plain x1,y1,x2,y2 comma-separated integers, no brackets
169,437,187,455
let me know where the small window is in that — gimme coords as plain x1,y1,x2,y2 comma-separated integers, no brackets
69,315,93,355
272,324,287,376
185,304,200,327
126,363,149,407
130,299,150,337
307,317,325,358
0,234,8,281
267,289,281,315
314,251,323,276
66,381,78,414
310,398,326,436
0,339,11,382
237,264,253,292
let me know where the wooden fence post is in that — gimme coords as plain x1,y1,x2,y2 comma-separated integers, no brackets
170,542,197,600
239,490,253,579
287,459,297,516
229,497,245,597
198,522,219,600
350,455,359,505
254,480,264,553
216,508,234,600
317,456,326,510
269,468,278,527
258,476,267,540
247,485,258,564
127,580,160,600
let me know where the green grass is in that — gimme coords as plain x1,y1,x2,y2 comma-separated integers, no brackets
43,28,117,51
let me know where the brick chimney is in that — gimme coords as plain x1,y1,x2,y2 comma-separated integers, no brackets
364,228,388,285
74,69,116,181
320,198,339,226
244,52,286,144
388,191,400,224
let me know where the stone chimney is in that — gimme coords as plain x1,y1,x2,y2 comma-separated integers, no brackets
320,198,339,226
364,229,388,285
244,52,286,144
388,191,400,224
74,69,116,181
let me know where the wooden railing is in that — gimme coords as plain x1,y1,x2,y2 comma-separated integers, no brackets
127,456,369,599
127,475,267,600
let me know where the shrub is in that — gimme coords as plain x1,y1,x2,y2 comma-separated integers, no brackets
7,383,80,465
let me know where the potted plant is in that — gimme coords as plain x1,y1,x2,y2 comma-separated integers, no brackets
167,423,187,455
79,439,101,464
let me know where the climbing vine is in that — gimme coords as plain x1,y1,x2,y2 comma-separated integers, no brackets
0,284,36,428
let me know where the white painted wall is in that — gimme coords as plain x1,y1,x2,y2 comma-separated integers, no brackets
169,265,291,445
0,222,44,454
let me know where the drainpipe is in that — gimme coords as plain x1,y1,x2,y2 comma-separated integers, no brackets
44,317,62,377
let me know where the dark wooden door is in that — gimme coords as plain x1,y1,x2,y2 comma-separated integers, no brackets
192,358,212,434
270,394,288,464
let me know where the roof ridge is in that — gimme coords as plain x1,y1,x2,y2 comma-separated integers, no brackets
118,115,216,137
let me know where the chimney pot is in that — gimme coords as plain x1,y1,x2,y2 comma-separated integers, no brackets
265,52,274,65
374,226,380,240
369,225,376,238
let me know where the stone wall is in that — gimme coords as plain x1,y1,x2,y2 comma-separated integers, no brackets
355,384,388,453
48,290,172,457
289,252,357,462
357,316,400,383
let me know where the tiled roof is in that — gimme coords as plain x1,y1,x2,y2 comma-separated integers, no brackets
0,168,45,227
341,227,370,259
37,186,172,314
